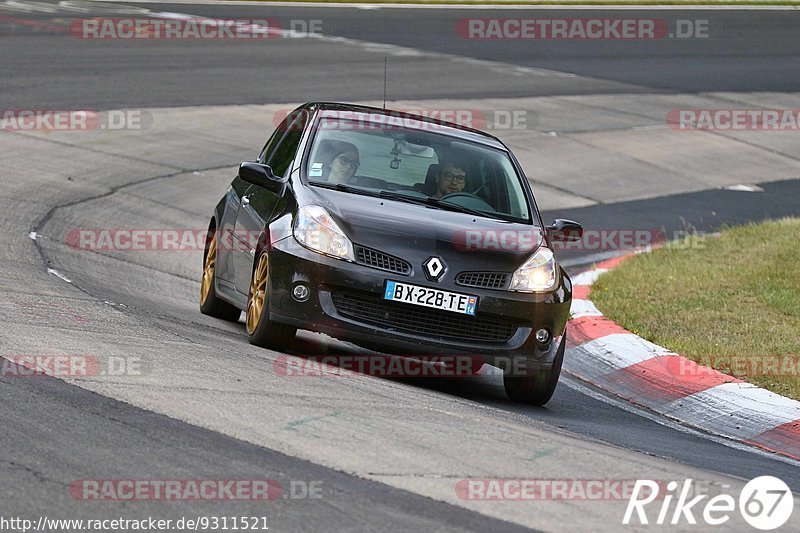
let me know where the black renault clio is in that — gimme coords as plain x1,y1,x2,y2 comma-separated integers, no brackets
201,103,582,405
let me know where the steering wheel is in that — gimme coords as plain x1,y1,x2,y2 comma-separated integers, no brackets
438,191,495,212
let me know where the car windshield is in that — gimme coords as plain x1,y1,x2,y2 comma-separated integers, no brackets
304,116,532,223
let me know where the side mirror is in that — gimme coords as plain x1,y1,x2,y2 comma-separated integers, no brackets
547,219,583,242
238,162,286,194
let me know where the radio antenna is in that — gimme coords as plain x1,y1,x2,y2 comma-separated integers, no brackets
383,57,387,109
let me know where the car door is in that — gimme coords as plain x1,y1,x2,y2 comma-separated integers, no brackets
216,124,286,286
214,176,250,285
232,113,307,295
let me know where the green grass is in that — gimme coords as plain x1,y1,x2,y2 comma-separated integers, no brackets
591,218,800,400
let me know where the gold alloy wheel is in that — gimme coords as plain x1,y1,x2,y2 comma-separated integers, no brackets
200,231,217,305
246,253,269,334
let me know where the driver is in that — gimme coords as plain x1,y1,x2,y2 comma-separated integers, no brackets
320,141,360,185
432,160,467,199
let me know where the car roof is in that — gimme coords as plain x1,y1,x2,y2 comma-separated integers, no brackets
304,102,508,151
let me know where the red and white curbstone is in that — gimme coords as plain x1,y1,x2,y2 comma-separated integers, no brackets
566,253,800,461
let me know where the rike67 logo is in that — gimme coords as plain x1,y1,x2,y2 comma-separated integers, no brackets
623,477,794,530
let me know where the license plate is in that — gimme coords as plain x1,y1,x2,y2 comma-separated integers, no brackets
383,280,478,316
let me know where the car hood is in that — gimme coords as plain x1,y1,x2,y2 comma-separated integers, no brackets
309,187,543,273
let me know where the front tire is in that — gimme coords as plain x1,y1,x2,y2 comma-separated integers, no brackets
503,331,565,406
200,229,242,322
246,251,296,351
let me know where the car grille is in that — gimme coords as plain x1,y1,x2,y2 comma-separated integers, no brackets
331,291,517,343
354,245,411,275
456,272,511,290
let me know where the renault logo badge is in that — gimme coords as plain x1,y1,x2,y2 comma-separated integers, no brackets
423,256,446,281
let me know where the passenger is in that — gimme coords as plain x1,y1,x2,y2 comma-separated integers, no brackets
432,160,467,199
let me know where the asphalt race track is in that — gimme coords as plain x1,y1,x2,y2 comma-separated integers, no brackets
1,1,800,531
3,2,800,108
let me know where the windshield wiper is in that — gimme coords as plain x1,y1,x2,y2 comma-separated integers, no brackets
377,190,494,219
311,182,381,198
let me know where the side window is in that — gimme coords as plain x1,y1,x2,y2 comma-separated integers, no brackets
265,110,308,177
267,129,302,177
258,128,283,164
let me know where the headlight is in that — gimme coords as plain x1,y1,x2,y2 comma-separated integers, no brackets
509,247,558,292
293,205,354,261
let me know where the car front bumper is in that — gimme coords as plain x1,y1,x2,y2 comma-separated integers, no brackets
267,236,572,368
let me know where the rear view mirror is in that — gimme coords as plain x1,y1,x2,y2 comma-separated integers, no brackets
547,219,583,242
